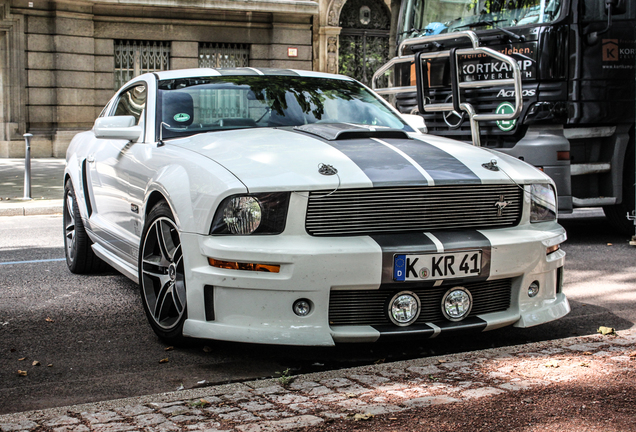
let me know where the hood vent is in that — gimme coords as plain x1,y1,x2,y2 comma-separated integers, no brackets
294,123,410,141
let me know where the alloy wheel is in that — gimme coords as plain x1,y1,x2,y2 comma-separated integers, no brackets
141,217,186,331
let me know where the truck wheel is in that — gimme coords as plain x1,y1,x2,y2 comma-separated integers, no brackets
63,179,107,273
139,201,187,344
604,144,635,235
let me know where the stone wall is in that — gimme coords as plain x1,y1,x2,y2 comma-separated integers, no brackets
0,0,317,158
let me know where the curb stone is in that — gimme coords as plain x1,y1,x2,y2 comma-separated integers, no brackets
0,330,634,431
0,200,63,217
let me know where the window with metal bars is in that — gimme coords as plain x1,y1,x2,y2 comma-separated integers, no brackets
198,43,250,68
114,40,171,90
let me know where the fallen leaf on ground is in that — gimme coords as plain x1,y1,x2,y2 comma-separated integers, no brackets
579,362,589,367
597,326,616,335
346,393,357,398
17,370,27,377
202,346,212,353
32,361,40,366
544,360,559,368
159,358,169,363
188,399,211,407
607,243,613,246
18,357,26,361
47,364,53,367
628,351,636,358
351,413,374,421
438,359,448,364
583,351,593,356
165,346,174,351
45,317,54,322
374,358,385,365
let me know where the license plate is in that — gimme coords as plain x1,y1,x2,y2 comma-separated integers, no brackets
393,251,482,282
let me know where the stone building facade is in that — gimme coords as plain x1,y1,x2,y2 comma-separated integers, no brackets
0,0,394,158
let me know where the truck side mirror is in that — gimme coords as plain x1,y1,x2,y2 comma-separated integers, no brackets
605,0,626,16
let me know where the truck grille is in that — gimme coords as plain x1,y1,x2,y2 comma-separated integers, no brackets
329,278,512,326
306,185,523,236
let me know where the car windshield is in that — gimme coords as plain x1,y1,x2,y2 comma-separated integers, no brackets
399,0,563,41
156,75,408,140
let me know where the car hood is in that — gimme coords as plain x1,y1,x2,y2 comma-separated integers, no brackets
167,124,550,192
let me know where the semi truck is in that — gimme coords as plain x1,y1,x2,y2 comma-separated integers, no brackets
373,0,635,234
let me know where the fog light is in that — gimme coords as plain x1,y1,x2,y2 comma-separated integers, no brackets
293,299,311,317
388,291,421,326
441,287,472,322
528,281,540,298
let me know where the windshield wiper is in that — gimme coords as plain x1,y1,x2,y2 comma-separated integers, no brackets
454,19,524,41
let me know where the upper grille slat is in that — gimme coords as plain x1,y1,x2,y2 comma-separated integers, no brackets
306,185,523,236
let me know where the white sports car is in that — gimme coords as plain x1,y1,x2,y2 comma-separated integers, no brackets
64,68,569,346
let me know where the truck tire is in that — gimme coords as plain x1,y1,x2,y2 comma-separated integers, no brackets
604,143,635,236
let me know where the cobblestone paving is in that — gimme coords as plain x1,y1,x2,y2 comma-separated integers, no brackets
1,331,634,432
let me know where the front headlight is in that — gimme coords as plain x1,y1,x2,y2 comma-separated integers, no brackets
530,184,557,223
210,192,290,235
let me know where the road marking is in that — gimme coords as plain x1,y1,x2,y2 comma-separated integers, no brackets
0,258,65,265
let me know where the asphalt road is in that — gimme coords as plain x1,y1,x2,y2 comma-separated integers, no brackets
0,212,634,415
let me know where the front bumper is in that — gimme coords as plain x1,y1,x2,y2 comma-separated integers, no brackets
180,217,568,346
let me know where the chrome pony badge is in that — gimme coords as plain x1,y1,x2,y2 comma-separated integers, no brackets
494,194,510,216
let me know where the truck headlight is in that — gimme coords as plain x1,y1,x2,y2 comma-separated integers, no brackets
210,192,290,235
530,184,557,223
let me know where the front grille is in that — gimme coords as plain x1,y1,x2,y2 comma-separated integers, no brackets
329,278,512,326
306,185,523,236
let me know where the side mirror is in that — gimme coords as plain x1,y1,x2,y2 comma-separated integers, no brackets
402,113,428,134
94,116,142,141
605,0,626,16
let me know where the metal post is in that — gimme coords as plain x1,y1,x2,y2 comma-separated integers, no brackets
23,133,33,200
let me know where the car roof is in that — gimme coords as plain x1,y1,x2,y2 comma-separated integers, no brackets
152,68,355,81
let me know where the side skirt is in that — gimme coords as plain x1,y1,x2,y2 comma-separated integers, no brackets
92,242,139,284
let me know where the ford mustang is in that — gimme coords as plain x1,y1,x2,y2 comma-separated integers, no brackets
64,68,569,345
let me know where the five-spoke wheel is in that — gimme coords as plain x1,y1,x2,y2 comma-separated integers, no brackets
140,202,187,341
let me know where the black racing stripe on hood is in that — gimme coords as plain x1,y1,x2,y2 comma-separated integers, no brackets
380,138,482,185
313,137,429,187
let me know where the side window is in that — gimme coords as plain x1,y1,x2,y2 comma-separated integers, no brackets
114,85,147,125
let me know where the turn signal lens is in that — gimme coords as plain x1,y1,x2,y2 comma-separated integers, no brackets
556,151,570,161
208,258,280,273
546,244,560,255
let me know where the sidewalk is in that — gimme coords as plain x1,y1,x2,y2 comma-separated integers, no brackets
0,159,65,216
0,330,634,431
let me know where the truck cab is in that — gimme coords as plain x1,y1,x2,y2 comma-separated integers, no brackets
378,0,635,234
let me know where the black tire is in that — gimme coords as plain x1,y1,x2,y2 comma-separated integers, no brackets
63,179,106,273
604,143,635,236
139,201,187,343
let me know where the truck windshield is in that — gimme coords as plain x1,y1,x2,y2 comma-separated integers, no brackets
399,0,563,41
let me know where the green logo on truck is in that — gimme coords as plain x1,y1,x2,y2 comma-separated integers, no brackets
495,102,516,132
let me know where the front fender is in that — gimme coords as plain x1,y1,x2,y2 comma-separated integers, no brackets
142,146,247,235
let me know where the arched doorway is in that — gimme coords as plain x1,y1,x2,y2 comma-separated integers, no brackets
338,0,391,86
